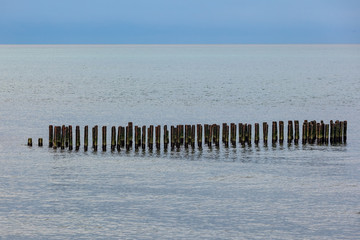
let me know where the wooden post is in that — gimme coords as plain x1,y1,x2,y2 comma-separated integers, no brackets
179,125,184,145
316,123,321,144
84,125,88,151
191,125,195,148
339,121,344,144
204,124,209,144
61,125,66,149
102,126,106,151
69,125,73,150
49,125,53,147
111,126,116,151
222,123,226,143
134,126,139,150
238,123,243,144
171,126,175,149
208,124,213,147
149,125,154,150
247,124,252,145
164,125,169,150
156,125,161,150
320,121,325,144
294,120,299,144
197,124,202,148
93,125,98,151
28,138,32,146
279,121,284,144
230,123,236,147
75,125,80,150
263,122,268,145
306,121,310,144
302,122,307,144
126,126,130,150
216,125,220,147
287,121,292,144
224,124,229,147
272,121,277,144
343,121,347,143
116,126,121,151
254,123,259,145
128,122,133,147
325,124,329,144
56,126,61,148
142,126,146,150
38,138,43,147
184,125,189,148
241,124,246,146
65,126,69,148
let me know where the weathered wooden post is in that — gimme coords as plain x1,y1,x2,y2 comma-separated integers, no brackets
156,125,161,150
84,125,88,151
241,124,247,146
216,125,220,147
197,124,202,148
204,124,209,144
247,124,252,145
102,126,106,151
128,122,133,147
149,125,154,150
171,126,175,149
222,123,226,143
61,125,66,149
134,126,139,150
93,125,98,151
325,124,329,144
49,125,53,147
230,123,236,146
28,138,32,146
65,126,69,148
142,126,146,150
225,124,229,147
294,121,299,144
238,123,243,144
316,123,321,144
38,138,43,147
279,121,284,144
302,121,307,144
263,122,268,145
184,125,189,148
287,121,293,144
191,125,195,148
164,125,169,150
343,121,347,143
126,126,130,150
68,125,73,150
75,125,80,150
255,123,259,145
339,121,344,144
272,121,277,144
179,125,184,145
111,126,116,151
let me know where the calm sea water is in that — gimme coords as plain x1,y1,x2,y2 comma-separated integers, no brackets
0,45,360,239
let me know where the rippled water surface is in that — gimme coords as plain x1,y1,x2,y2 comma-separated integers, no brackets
0,45,360,239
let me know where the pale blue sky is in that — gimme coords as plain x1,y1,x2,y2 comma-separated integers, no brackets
1,0,359,43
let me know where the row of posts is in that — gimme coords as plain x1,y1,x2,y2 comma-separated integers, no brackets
28,120,347,149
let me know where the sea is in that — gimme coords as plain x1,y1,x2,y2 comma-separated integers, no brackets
0,45,359,239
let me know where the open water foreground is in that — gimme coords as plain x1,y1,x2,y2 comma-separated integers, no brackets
0,45,359,239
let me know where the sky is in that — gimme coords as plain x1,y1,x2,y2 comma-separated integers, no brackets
0,0,359,44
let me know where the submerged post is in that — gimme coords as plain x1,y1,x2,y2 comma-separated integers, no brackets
255,123,259,145
343,121,347,143
102,126,107,151
197,124,202,148
294,120,299,145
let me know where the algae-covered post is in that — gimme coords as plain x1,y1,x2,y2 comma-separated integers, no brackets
134,126,139,150
163,125,168,150
28,138,32,146
325,124,329,144
49,125,53,147
111,126,116,151
191,125,195,148
247,124,252,145
287,121,292,144
65,126,69,148
38,138,43,147
294,120,299,145
68,125,73,150
302,121,307,144
279,121,284,144
263,122,268,145
76,125,80,150
142,126,146,150
102,126,106,151
156,125,161,150
255,123,259,145
93,125,98,151
84,125,88,151
197,124,202,148
272,121,277,144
